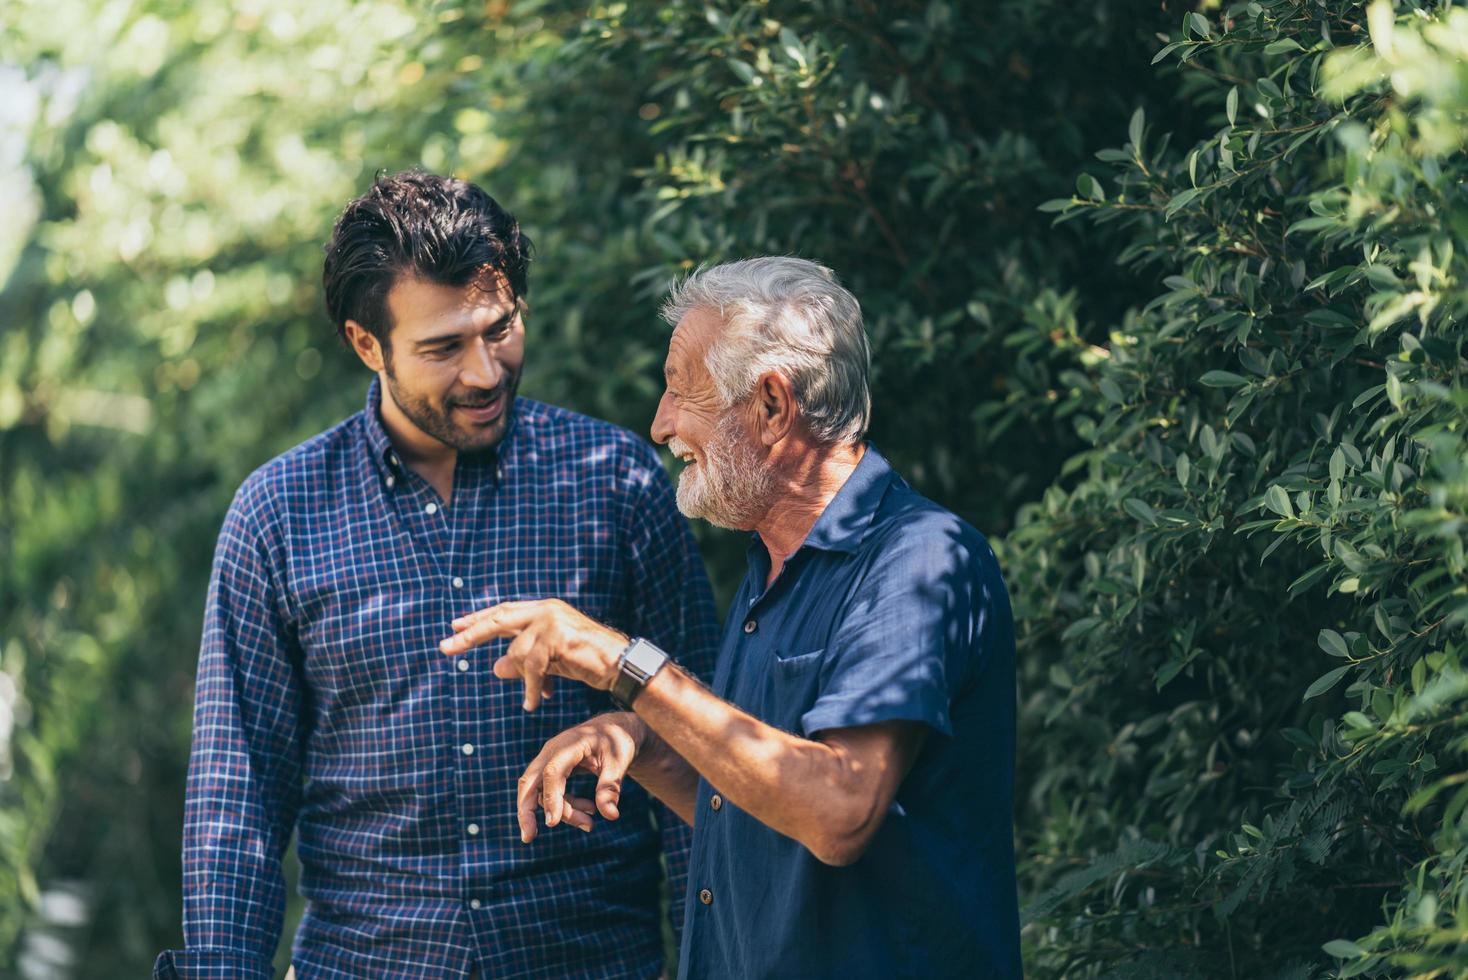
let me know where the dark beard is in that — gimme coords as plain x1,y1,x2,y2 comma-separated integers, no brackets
384,362,520,453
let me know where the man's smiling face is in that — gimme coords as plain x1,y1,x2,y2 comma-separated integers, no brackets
377,273,525,454
650,308,774,529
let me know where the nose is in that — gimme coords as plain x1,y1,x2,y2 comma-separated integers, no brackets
650,390,674,446
459,338,503,391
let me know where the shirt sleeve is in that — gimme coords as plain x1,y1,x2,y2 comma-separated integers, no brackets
156,480,307,980
800,519,995,739
619,438,721,946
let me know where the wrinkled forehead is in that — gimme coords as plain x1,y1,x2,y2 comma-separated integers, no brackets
665,307,723,382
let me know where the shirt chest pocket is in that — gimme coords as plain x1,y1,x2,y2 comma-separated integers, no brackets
758,647,827,737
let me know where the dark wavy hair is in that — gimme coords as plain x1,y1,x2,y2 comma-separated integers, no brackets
322,170,532,348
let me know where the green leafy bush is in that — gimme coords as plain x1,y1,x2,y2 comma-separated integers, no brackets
1018,1,1468,975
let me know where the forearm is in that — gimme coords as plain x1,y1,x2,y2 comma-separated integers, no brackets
632,664,871,862
621,712,701,824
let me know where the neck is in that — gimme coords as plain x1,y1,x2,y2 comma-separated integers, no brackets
753,440,865,572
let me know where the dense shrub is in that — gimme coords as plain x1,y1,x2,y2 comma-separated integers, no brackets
1017,1,1468,975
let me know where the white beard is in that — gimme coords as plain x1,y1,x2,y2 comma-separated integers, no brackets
670,413,775,530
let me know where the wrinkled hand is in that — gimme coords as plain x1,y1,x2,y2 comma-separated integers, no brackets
515,713,644,843
439,599,626,712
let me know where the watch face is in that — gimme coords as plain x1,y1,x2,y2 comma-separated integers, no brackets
624,639,669,679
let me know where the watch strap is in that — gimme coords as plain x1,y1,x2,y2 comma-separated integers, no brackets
610,638,669,709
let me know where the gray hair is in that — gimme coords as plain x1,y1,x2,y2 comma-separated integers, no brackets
660,257,872,446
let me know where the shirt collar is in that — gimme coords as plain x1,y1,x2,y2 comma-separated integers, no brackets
746,442,894,560
362,378,401,482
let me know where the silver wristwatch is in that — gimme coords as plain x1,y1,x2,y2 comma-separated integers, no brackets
610,638,670,709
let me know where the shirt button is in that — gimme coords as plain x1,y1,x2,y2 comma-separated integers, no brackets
698,888,713,906
425,502,439,515
743,619,757,634
452,576,464,589
469,898,482,910
461,743,475,756
385,475,395,488
709,794,723,811
457,659,470,672
467,822,480,836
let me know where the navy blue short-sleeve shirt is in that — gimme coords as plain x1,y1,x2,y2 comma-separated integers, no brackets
677,445,1021,980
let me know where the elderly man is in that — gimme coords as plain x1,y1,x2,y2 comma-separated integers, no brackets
441,257,1021,978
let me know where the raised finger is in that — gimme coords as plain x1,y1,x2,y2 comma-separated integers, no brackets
441,604,538,655
450,600,541,633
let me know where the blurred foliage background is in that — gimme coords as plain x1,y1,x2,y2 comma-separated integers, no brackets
2,0,1466,976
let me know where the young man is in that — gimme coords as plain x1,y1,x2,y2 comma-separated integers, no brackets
155,171,719,979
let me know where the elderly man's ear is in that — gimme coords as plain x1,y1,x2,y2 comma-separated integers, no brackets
754,371,798,446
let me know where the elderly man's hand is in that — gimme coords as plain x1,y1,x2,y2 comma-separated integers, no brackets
439,599,627,712
514,712,644,843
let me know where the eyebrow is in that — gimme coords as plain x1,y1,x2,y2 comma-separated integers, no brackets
413,311,517,350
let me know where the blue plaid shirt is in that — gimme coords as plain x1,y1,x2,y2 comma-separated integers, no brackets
155,380,720,980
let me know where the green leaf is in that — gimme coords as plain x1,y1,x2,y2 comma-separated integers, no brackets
1304,665,1351,701
1265,37,1305,54
1329,447,1346,481
1128,106,1144,152
1322,939,1366,958
1335,539,1368,573
1187,12,1210,37
1061,616,1101,642
727,59,759,85
1200,370,1248,387
778,27,806,67
1123,497,1158,525
1164,187,1203,219
1156,658,1187,690
1265,485,1294,518
1287,216,1340,235
1151,41,1185,65
1225,86,1238,126
1386,372,1403,409
1318,629,1349,658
